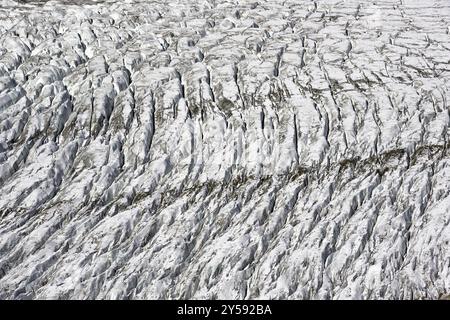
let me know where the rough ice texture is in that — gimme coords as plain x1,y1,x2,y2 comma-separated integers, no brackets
0,0,450,299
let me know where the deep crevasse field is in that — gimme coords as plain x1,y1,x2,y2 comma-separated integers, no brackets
0,0,450,299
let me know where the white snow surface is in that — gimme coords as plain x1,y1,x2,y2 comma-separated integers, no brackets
0,0,450,299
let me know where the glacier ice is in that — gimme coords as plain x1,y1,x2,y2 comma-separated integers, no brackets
0,0,450,299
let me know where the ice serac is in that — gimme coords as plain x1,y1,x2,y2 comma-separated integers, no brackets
0,0,450,299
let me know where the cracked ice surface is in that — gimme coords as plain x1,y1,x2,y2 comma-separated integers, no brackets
1,0,450,299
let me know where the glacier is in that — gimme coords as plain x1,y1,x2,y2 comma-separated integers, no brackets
0,0,450,299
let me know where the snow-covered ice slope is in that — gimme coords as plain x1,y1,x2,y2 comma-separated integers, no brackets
0,0,450,299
